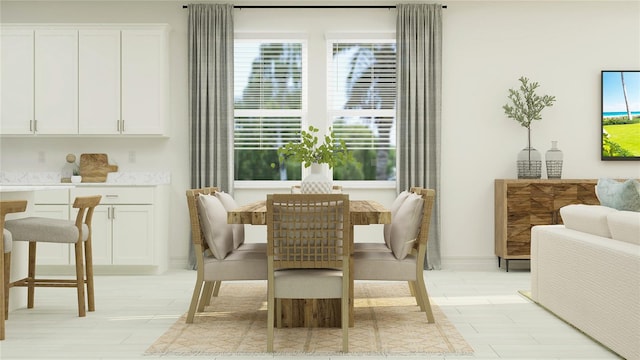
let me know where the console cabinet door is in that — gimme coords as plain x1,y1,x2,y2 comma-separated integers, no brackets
0,28,34,135
78,29,121,135
120,29,167,135
87,205,113,265
34,29,78,134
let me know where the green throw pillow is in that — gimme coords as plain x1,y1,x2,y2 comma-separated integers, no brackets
596,178,640,212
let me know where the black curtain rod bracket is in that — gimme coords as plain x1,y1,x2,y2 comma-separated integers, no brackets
182,4,447,9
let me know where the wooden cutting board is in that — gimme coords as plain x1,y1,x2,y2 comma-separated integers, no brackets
79,153,118,182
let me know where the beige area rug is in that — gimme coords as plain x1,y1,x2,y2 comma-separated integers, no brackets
146,282,473,355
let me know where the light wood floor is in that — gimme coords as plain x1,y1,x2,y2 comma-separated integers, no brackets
0,268,621,359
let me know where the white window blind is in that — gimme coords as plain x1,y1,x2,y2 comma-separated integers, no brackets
328,41,396,151
234,41,304,151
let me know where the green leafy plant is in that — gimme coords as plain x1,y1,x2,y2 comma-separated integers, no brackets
72,168,80,176
503,76,556,129
276,126,354,169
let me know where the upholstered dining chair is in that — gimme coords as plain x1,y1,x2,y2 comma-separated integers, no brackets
1,200,27,340
353,188,436,323
185,187,267,323
4,195,102,319
266,193,351,352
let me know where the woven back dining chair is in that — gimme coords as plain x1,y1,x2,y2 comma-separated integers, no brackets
353,187,436,323
266,193,350,352
185,187,267,323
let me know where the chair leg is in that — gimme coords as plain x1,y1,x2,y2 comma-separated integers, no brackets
0,252,5,341
198,281,215,312
186,277,204,324
415,276,434,323
4,252,10,319
27,242,36,309
409,280,426,311
73,242,86,317
211,280,222,297
342,292,349,352
84,239,95,312
267,285,274,352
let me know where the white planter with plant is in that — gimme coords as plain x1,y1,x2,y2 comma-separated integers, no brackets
277,126,353,193
503,76,556,179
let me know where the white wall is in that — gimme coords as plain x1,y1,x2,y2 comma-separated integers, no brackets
1,1,638,270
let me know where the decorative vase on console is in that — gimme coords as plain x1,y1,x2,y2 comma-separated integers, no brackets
502,76,556,180
301,163,332,194
545,140,563,179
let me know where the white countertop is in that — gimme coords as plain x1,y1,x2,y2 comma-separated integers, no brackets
0,171,170,186
0,184,76,192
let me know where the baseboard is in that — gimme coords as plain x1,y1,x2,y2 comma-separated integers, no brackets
440,256,530,271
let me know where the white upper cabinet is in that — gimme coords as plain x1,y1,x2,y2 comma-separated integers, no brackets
79,29,121,135
1,28,34,134
34,29,79,134
0,24,169,137
121,28,168,135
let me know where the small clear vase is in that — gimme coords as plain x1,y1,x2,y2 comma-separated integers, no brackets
517,147,542,179
545,141,563,179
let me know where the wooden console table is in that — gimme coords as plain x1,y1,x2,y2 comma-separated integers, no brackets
494,179,599,271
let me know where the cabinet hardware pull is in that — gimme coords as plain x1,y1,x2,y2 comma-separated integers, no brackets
106,194,118,198
30,120,33,132
116,120,120,132
111,206,115,220
34,120,37,132
121,120,125,132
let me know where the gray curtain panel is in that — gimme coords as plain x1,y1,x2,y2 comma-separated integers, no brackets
187,3,234,269
396,3,442,270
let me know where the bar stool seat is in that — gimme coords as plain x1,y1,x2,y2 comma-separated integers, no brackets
4,195,101,319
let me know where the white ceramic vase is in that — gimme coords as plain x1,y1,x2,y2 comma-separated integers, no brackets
301,163,332,194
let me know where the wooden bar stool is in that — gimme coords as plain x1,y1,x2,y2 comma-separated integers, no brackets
1,200,28,340
4,195,101,318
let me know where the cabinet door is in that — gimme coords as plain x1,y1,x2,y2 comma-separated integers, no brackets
88,205,113,265
121,29,166,135
78,30,121,134
112,205,154,265
33,204,70,265
34,29,78,134
1,28,34,135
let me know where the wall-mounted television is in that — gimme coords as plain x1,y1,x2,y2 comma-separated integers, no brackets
601,70,640,160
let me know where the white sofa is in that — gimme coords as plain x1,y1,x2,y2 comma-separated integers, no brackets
531,204,640,360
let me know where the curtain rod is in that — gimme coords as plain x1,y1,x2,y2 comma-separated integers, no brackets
182,5,447,9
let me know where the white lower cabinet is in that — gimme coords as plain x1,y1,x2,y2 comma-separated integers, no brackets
35,186,167,274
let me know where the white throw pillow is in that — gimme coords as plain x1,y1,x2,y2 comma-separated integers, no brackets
384,191,410,248
560,204,617,239
607,210,640,246
197,194,234,259
214,191,245,249
389,193,424,260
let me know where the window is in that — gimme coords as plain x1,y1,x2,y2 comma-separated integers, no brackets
233,37,396,182
328,41,396,181
233,40,305,180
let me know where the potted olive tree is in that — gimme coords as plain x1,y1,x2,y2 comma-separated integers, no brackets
503,76,556,179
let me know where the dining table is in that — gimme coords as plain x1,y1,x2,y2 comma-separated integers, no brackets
228,198,391,328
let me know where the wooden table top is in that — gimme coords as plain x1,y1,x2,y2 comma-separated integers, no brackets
228,199,391,225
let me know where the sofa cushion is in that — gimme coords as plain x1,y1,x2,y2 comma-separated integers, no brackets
197,194,233,259
214,191,245,249
560,204,617,239
384,190,410,248
390,193,424,260
596,178,640,211
607,210,640,246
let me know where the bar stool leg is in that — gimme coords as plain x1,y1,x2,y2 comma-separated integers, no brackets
27,242,36,309
4,252,10,318
74,242,86,317
84,239,95,312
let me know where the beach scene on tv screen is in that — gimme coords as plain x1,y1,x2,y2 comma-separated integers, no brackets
602,71,640,158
